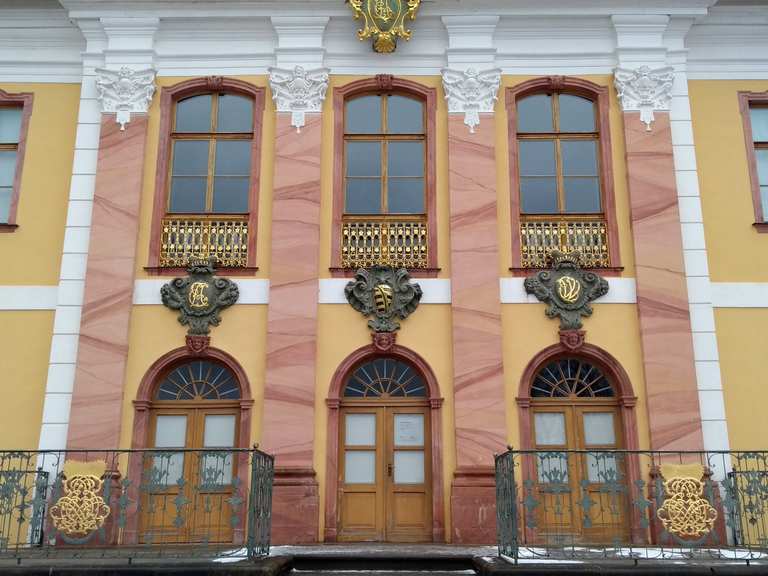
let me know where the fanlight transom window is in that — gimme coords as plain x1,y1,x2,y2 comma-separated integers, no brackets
344,357,427,398
531,358,614,398
155,359,241,401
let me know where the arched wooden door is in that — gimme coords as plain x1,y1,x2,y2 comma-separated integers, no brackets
528,356,630,544
140,358,243,544
337,356,433,542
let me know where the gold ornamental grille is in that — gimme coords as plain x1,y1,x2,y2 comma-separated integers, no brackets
520,217,610,268
160,217,248,268
342,218,428,269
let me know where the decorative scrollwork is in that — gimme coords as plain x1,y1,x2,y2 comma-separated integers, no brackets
657,465,718,539
49,472,111,540
345,266,422,333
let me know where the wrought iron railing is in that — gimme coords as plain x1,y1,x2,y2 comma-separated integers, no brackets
341,217,428,269
0,448,273,559
496,449,768,564
160,216,249,268
520,217,610,268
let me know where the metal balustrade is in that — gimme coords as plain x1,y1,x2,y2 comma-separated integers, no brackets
160,217,249,268
341,217,428,269
0,448,272,560
520,217,610,269
496,449,768,564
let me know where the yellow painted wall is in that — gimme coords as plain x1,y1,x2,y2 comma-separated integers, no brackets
715,309,768,451
689,80,768,282
0,311,54,449
0,83,80,285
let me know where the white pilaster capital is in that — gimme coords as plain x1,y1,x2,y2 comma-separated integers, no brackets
268,66,329,132
95,66,156,130
441,67,501,133
614,65,675,130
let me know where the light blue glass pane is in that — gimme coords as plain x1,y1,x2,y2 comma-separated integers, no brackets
518,94,553,133
757,149,768,185
520,177,558,214
0,108,22,143
175,94,212,132
388,141,424,177
212,177,249,213
215,140,251,175
169,177,207,213
346,95,382,134
751,107,768,142
561,140,598,176
172,140,209,176
346,142,381,177
559,94,596,132
217,94,252,133
519,140,555,176
345,179,381,214
0,150,16,186
564,177,601,213
388,178,424,214
0,187,10,223
387,95,423,134
762,187,768,221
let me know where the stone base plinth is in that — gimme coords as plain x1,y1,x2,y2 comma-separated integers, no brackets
450,467,496,544
270,467,319,544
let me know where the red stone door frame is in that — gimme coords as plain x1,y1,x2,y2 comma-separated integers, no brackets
324,342,445,542
516,341,646,544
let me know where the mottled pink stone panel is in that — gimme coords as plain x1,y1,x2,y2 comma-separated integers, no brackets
261,114,322,467
623,111,703,452
67,116,149,450
448,114,507,468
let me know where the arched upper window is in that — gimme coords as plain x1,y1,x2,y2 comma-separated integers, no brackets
507,78,620,272
154,359,242,401
332,77,437,275
148,78,264,272
530,357,614,398
343,357,427,398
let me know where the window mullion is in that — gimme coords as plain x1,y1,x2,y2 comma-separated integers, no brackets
382,96,388,215
207,94,219,213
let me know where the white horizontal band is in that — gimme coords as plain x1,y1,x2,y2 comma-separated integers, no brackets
500,277,638,304
711,283,768,309
132,279,270,305
0,286,58,310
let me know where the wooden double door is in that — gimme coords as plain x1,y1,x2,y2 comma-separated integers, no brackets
530,404,630,543
338,405,432,542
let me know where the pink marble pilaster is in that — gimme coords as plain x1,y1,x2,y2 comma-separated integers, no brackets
67,116,149,450
261,113,322,543
447,114,506,543
623,111,703,451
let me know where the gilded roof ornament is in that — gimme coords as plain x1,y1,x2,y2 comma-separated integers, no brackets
347,0,421,53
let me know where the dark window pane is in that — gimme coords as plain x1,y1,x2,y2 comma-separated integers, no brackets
518,94,553,133
0,108,22,143
172,140,209,176
387,95,423,134
0,187,10,223
388,141,424,177
388,178,424,214
757,149,768,185
213,177,249,213
346,141,381,177
564,177,601,213
762,187,768,221
346,96,382,134
561,140,598,176
0,150,16,186
175,95,212,132
519,140,555,176
559,94,595,132
215,140,251,176
751,107,768,142
520,177,558,214
169,177,207,213
345,178,382,214
217,94,253,133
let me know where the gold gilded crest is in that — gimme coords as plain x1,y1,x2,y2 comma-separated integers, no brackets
188,281,210,309
348,0,421,53
374,283,393,313
556,275,581,303
656,465,718,539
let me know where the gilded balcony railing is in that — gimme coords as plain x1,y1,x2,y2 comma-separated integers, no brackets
160,217,248,268
520,217,610,268
341,217,428,269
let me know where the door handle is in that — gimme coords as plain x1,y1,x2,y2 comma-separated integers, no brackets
387,463,393,477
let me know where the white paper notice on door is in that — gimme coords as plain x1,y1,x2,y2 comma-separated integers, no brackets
394,414,424,447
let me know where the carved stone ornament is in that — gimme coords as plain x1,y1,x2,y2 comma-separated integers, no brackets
268,66,329,132
345,266,422,333
614,65,674,131
441,68,502,133
347,0,421,53
161,259,239,337
95,66,156,130
524,250,609,331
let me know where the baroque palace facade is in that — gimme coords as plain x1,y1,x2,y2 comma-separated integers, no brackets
1,0,768,550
